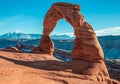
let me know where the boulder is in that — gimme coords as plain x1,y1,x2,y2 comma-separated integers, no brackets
71,59,109,81
6,46,19,51
32,35,54,55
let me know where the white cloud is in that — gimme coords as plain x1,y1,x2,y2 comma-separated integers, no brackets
95,27,120,36
65,33,74,37
14,30,21,33
51,32,74,37
52,27,120,37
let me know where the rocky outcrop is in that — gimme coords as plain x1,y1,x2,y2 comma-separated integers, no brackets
6,46,19,51
71,59,109,81
54,48,110,82
32,35,54,55
32,2,115,83
72,22,104,62
39,2,103,61
39,35,54,55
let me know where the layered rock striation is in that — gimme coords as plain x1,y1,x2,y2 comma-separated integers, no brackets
32,2,114,82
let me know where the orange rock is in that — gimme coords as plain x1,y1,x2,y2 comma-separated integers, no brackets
0,50,119,84
72,22,104,62
39,2,109,81
71,59,109,81
32,46,41,53
32,35,54,55
39,34,54,55
41,2,103,61
6,46,19,51
0,2,119,84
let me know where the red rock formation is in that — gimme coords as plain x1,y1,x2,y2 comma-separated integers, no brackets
71,59,109,81
6,46,19,51
35,2,110,81
39,2,104,61
32,35,54,55
39,34,54,55
32,46,41,53
72,22,104,62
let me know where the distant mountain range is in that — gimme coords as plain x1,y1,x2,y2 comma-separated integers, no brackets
0,32,120,59
0,32,41,39
0,32,74,40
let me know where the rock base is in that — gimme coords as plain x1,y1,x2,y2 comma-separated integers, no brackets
71,59,110,81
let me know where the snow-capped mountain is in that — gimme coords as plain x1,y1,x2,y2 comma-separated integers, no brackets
0,34,120,59
0,32,74,39
0,32,41,39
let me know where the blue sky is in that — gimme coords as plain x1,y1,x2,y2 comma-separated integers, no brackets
0,0,120,36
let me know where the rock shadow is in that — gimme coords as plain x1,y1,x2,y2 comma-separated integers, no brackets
0,55,71,71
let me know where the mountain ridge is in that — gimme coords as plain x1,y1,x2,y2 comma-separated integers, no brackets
0,32,120,40
0,32,74,40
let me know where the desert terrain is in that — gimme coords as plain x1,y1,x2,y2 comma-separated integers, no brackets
0,49,115,84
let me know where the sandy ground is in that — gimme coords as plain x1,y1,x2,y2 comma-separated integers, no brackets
0,50,110,84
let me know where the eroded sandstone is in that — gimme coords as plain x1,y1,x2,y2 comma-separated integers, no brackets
39,2,104,62
33,2,111,82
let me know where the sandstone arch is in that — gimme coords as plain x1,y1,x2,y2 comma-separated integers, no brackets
39,2,104,62
31,2,111,80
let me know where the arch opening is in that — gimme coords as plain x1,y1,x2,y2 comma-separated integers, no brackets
50,18,74,51
31,2,110,80
33,2,104,62
51,18,74,38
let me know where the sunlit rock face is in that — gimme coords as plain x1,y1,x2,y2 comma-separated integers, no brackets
33,2,111,81
40,2,103,61
72,22,104,62
39,34,54,55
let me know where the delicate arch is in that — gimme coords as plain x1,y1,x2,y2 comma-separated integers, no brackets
38,2,104,62
43,2,85,36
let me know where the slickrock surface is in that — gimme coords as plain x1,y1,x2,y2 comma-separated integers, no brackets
0,50,119,84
